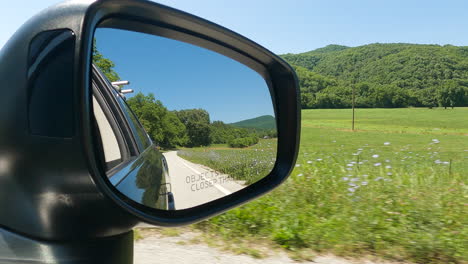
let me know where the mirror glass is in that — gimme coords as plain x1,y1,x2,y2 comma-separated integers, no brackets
92,28,277,210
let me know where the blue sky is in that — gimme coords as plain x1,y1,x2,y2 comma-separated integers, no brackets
2,0,468,54
95,28,273,123
2,1,468,122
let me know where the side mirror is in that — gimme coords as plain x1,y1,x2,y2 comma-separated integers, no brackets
0,0,299,243
88,2,300,224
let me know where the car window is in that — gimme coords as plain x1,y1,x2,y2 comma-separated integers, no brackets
115,95,152,152
93,95,123,171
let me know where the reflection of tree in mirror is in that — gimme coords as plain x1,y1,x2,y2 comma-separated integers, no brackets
175,109,211,147
178,139,277,185
126,93,188,149
131,147,166,208
211,121,258,148
92,38,120,82
127,92,276,150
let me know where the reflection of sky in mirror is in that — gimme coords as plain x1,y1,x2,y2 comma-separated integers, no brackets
94,28,274,123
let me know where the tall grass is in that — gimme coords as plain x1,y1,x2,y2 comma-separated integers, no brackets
178,139,277,185
193,108,467,264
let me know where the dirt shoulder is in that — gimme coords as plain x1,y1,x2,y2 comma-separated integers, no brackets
134,227,411,264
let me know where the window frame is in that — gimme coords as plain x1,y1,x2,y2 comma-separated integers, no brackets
92,65,145,176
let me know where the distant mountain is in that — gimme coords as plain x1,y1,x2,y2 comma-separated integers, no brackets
280,43,468,109
303,44,350,55
230,115,276,130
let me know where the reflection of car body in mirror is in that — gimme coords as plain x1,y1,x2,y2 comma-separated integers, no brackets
92,64,174,210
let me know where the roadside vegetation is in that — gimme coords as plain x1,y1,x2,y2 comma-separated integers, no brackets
178,139,277,184
196,108,467,264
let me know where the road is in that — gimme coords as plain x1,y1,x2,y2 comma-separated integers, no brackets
162,151,245,209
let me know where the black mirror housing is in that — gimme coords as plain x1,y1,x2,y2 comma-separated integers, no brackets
0,0,299,241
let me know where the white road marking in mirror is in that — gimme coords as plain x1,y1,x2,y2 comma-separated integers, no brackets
178,158,232,196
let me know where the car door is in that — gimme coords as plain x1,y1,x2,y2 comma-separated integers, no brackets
92,65,173,210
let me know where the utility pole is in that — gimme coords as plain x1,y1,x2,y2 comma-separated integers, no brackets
352,85,355,131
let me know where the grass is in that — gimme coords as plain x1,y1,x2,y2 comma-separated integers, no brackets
134,229,144,241
302,107,468,135
192,107,467,264
178,139,277,185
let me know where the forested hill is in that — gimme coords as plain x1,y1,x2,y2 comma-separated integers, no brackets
230,115,276,130
281,43,468,109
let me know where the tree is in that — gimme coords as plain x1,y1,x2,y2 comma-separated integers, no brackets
210,121,235,144
293,66,338,108
160,112,189,147
437,80,467,109
127,93,187,148
418,88,438,109
282,43,468,109
175,109,212,147
92,38,120,82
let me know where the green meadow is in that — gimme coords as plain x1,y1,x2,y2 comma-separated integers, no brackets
191,108,467,264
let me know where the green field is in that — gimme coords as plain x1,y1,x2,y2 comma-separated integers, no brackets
192,108,467,264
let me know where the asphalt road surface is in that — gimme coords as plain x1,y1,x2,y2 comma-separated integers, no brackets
163,151,245,209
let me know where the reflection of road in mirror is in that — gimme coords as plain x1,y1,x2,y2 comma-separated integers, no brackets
163,151,244,209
